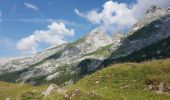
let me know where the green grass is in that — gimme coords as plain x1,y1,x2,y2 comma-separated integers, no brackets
86,44,113,56
1,59,170,100
66,36,85,49
0,81,48,100
67,59,170,100
30,60,47,68
46,50,63,60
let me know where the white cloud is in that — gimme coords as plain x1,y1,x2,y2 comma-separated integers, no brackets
17,22,75,54
24,3,38,10
75,0,170,32
131,0,170,19
74,9,84,18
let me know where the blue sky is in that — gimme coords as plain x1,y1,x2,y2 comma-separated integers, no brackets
0,0,169,57
0,0,134,39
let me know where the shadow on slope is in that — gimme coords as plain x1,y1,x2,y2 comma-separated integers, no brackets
101,35,170,68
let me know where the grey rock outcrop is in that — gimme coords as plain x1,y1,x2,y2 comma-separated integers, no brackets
0,29,114,85
130,6,168,35
0,6,170,86
110,6,170,59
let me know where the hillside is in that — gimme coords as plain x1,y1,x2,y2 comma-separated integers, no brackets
0,81,48,100
115,36,170,62
101,33,170,67
109,7,170,59
0,6,170,86
1,1,170,100
0,29,115,85
1,59,170,100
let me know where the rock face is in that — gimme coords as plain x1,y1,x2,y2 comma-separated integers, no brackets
110,31,126,52
0,6,170,85
130,6,168,35
109,6,170,59
145,79,170,94
0,57,33,75
77,28,113,54
0,29,115,85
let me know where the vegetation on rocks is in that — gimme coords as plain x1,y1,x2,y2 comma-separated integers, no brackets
128,19,161,40
86,44,113,57
115,36,170,63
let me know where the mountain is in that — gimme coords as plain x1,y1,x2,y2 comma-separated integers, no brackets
100,6,170,66
0,6,170,86
0,28,115,85
110,6,170,58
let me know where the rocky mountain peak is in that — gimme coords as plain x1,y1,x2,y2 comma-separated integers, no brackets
146,5,162,14
88,28,105,34
73,29,113,54
112,31,126,40
1,6,170,86
85,28,112,44
129,6,168,35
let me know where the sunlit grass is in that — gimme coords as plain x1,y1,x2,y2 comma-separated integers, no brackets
0,82,47,100
1,59,170,100
67,59,170,100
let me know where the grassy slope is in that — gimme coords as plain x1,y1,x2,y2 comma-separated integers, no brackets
86,44,113,57
67,59,170,100
0,81,64,100
0,81,47,100
1,59,170,99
